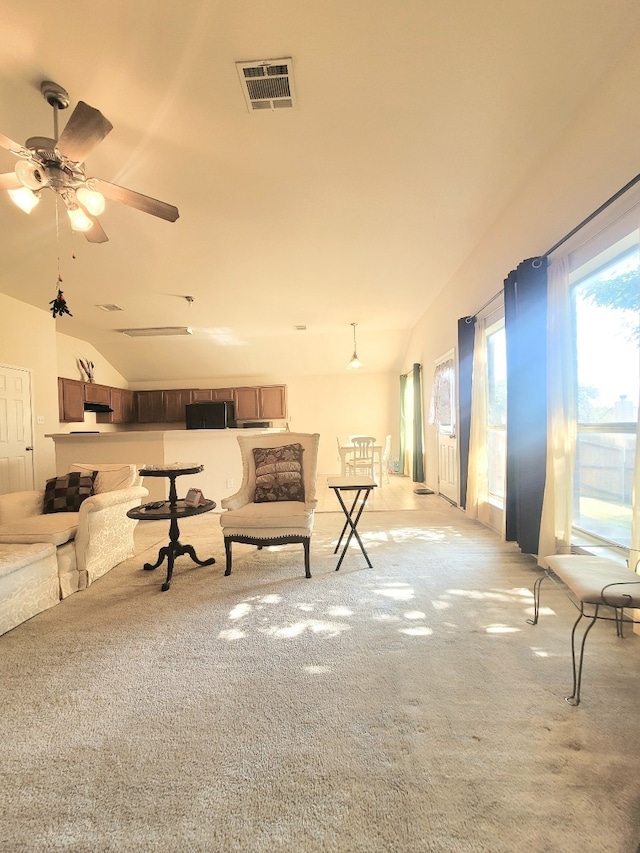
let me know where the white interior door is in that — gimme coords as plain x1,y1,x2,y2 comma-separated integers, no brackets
438,431,458,504
433,351,458,505
0,365,35,494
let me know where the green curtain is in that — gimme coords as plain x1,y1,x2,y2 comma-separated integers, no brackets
399,373,407,475
412,363,425,483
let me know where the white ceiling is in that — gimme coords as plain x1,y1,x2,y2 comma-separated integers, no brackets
1,1,639,382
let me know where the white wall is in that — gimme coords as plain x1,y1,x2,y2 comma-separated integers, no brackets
401,28,640,492
57,332,129,388
0,293,58,484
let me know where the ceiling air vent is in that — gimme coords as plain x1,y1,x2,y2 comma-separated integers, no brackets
120,327,193,337
236,58,296,111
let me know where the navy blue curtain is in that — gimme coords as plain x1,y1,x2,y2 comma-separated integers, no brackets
504,257,548,554
457,316,476,510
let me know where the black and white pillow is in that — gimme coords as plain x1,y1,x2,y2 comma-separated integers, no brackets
43,471,96,514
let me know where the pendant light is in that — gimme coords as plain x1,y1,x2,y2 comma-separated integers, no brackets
348,322,362,369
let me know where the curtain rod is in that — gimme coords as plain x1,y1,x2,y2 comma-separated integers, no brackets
541,171,640,259
464,172,640,323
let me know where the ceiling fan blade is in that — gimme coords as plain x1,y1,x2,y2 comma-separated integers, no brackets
0,132,25,155
0,172,22,190
93,179,179,222
56,101,113,163
83,216,109,244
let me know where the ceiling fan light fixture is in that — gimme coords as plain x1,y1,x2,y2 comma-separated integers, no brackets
348,322,362,369
15,158,48,190
76,185,105,216
67,204,93,232
8,186,39,214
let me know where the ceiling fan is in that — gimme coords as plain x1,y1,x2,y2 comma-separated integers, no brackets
0,81,179,244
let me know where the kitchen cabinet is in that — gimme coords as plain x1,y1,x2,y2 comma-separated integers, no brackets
258,385,287,420
234,387,260,420
163,390,193,422
84,383,111,405
211,388,236,402
59,379,289,425
191,389,214,402
58,378,86,423
97,388,135,424
135,390,164,423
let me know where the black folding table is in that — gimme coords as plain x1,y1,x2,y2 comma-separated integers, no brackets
327,476,377,570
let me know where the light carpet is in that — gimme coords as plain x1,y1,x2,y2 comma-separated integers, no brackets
1,498,640,852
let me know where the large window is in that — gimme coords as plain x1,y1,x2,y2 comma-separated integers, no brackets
572,236,639,547
486,319,507,507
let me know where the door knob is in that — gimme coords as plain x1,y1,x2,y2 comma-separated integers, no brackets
25,446,33,451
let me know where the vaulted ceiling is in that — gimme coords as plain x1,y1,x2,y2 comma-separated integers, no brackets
1,1,639,381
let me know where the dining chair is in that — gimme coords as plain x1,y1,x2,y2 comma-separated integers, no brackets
344,436,376,480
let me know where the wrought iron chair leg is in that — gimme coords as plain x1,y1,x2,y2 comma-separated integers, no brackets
527,573,547,625
565,605,599,706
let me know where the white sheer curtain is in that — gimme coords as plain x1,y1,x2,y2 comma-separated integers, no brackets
538,256,576,565
466,317,492,526
633,412,640,573
429,358,453,427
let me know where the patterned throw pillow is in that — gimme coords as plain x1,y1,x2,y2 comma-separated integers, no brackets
253,443,305,503
43,472,96,514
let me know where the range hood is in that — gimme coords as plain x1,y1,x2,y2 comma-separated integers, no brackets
83,402,113,414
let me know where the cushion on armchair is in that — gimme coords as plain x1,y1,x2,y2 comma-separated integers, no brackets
69,463,139,493
43,472,96,514
253,443,305,503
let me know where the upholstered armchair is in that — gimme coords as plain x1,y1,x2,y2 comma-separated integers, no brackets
0,463,148,598
220,432,320,578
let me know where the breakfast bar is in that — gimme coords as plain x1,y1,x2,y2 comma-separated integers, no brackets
46,427,284,507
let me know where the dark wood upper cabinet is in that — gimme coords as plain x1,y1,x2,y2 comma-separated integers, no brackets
135,390,165,423
58,378,85,423
84,383,111,405
258,385,288,420
190,389,214,402
58,379,288,426
163,390,193,422
211,388,236,402
96,388,135,424
234,387,260,420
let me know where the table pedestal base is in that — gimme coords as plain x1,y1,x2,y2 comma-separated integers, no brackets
143,513,215,591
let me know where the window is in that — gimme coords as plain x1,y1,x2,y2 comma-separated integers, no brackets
429,357,454,434
486,319,507,507
571,235,639,547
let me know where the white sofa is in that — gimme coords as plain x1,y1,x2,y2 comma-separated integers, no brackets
0,543,59,636
0,463,148,599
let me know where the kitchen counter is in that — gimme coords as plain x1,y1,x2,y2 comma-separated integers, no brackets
46,428,285,506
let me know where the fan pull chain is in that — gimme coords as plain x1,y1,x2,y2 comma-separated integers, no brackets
49,196,73,318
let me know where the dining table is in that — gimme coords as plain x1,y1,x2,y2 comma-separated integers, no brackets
338,441,383,484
